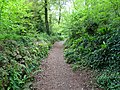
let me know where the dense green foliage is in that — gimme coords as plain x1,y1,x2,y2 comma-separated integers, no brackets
0,0,47,37
0,0,62,89
64,0,120,89
0,35,51,90
1,0,120,89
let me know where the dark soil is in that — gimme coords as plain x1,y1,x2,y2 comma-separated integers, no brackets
33,41,101,90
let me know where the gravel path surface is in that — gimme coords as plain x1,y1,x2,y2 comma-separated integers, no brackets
33,41,101,90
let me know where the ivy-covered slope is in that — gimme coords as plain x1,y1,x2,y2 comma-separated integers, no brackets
0,34,52,90
64,0,120,90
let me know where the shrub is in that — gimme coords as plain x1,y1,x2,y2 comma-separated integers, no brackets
64,0,120,89
0,35,51,90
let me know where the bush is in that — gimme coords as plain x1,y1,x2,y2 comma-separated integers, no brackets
64,0,120,89
0,35,51,90
97,70,120,90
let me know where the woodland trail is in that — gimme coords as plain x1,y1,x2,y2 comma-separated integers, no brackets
33,41,101,90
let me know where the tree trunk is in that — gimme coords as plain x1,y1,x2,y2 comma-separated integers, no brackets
49,14,52,31
44,0,50,35
58,0,61,24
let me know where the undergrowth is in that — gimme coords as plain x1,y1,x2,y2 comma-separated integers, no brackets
0,33,57,90
64,0,120,89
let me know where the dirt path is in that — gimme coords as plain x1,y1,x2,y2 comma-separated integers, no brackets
33,41,100,90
